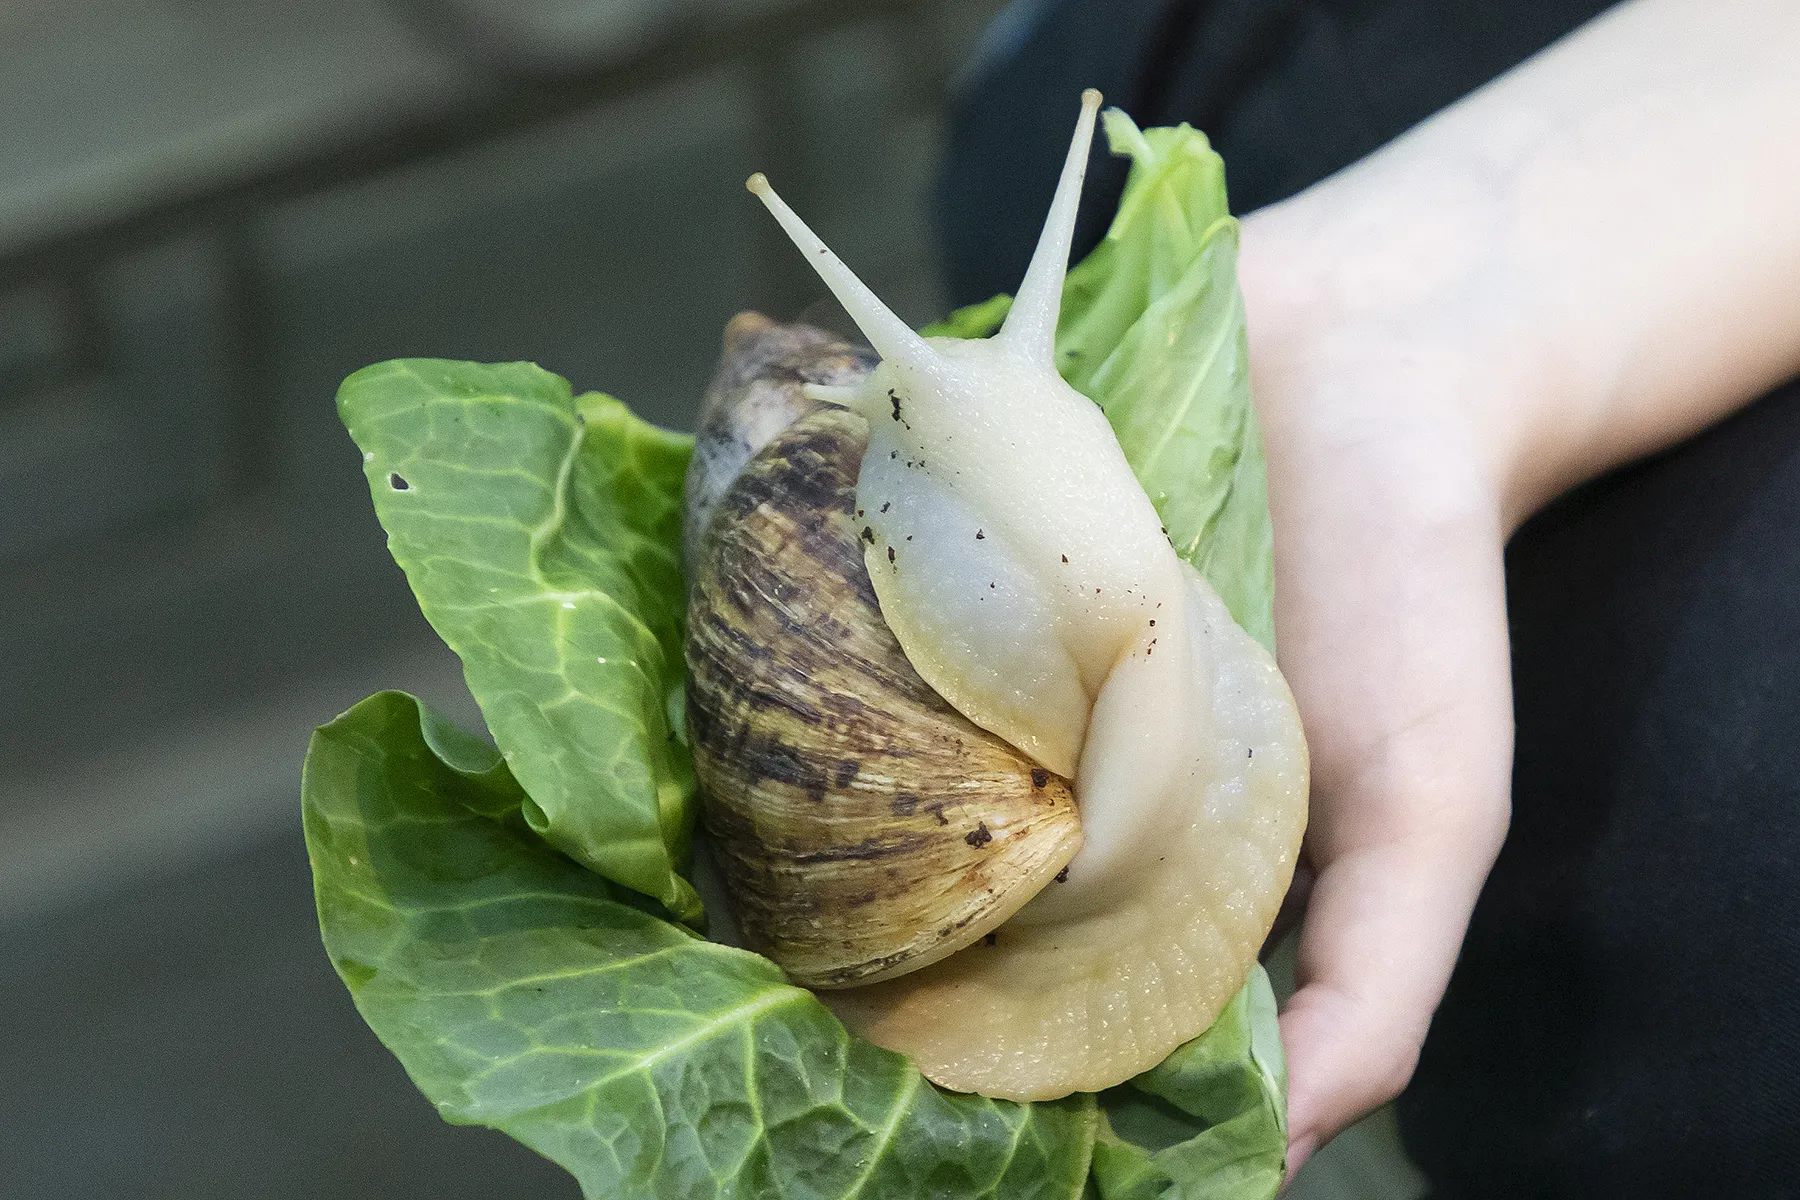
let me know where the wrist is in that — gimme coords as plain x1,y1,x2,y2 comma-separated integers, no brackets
1238,162,1580,533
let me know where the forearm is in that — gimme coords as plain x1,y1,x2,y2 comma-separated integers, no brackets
1242,0,1800,528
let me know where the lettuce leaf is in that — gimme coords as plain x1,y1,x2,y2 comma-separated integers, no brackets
338,361,701,921
305,690,1098,1199
1090,972,1287,1199
311,114,1286,1199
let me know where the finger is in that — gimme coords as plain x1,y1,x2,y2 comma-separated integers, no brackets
1262,451,1515,1168
1278,829,1495,1171
1277,543,1513,1167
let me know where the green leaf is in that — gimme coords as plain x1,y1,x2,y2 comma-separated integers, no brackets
924,114,1273,651
320,112,1284,1198
1065,117,1288,1189
338,360,701,921
1064,113,1272,652
304,691,1099,1200
1090,968,1287,1200
920,292,1013,339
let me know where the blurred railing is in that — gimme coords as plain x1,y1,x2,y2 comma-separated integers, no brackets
0,0,1001,793
0,0,962,520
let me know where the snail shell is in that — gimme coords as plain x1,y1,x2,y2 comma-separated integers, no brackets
685,387,1082,990
682,311,874,584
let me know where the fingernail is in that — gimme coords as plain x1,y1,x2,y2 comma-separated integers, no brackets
1281,1134,1318,1191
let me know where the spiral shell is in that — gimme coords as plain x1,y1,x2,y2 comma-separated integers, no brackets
685,396,1082,989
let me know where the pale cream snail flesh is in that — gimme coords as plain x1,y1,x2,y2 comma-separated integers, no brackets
692,89,1308,1102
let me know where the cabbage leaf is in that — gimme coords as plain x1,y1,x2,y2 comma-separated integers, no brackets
339,361,700,921
305,690,1097,1199
310,114,1287,1199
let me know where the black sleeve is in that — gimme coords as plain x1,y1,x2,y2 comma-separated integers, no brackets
936,0,1618,307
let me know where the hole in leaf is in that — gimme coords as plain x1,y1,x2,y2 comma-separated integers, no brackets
388,472,410,491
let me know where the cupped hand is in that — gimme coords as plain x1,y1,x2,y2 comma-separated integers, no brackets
1226,0,1800,1174
1236,192,1531,1175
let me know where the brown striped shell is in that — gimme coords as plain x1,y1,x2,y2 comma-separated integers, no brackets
685,390,1082,989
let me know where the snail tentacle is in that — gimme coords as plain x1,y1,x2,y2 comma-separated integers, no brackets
746,172,936,371
996,87,1102,361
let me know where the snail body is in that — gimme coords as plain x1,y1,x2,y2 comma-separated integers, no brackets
687,90,1308,1101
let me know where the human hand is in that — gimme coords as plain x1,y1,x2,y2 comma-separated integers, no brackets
1230,3,1800,1171
1237,192,1522,1174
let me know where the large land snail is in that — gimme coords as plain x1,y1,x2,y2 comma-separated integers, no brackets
684,90,1308,1102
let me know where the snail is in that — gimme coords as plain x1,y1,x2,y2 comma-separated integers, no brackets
684,90,1308,1102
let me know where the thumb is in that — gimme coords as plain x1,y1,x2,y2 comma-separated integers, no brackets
1279,803,1508,1174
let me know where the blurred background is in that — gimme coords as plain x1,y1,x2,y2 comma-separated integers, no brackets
0,0,1419,1194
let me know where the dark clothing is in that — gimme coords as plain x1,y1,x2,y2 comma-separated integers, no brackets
1419,362,1800,1199
939,3,1800,1197
939,0,1620,299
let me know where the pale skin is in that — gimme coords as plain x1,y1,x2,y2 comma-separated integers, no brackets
1232,0,1800,1174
